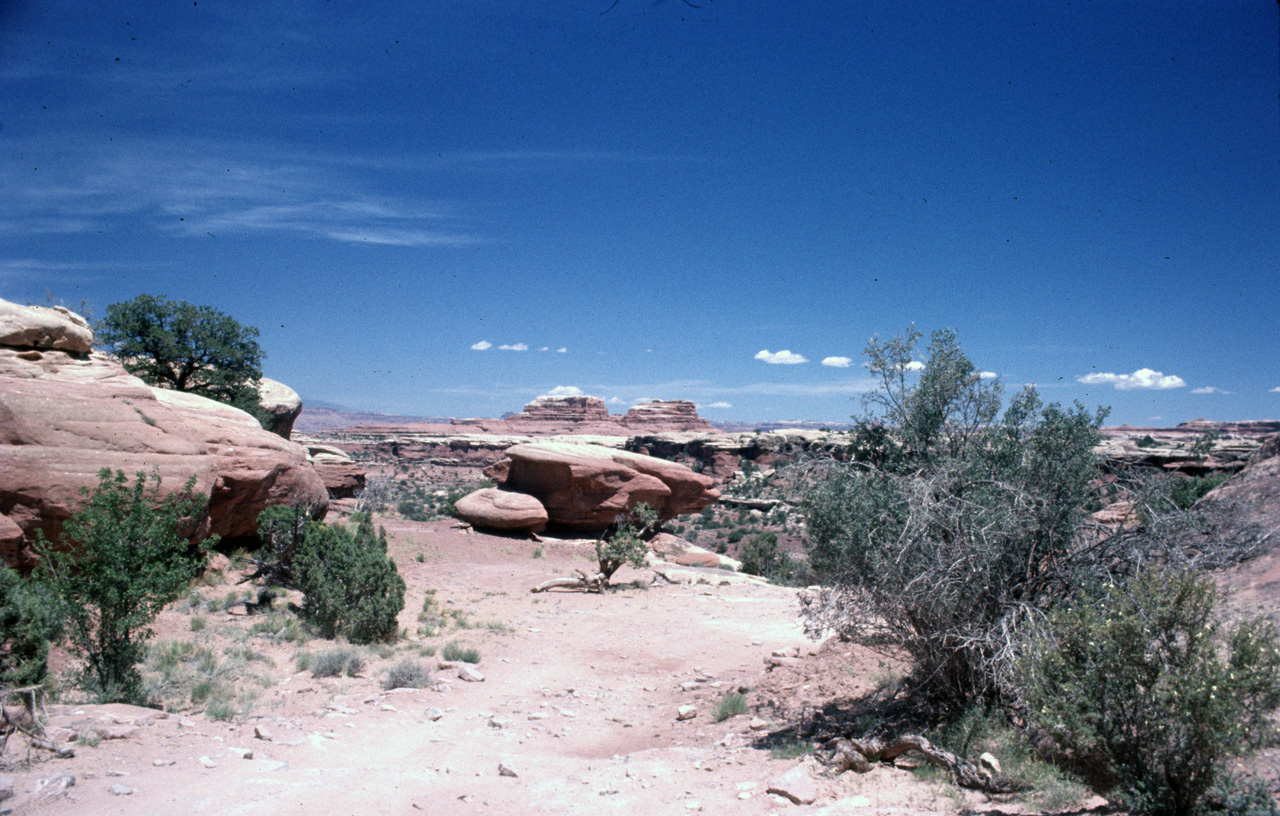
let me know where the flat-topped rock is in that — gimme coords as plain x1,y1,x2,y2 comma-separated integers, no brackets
484,442,719,530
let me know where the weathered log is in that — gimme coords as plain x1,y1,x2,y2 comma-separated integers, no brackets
823,734,1014,793
531,569,608,593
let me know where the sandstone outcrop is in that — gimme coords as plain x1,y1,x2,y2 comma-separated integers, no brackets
0,298,327,567
449,395,715,435
1200,432,1280,536
0,301,94,354
621,400,712,431
453,488,548,533
257,378,304,439
304,444,366,499
483,442,719,531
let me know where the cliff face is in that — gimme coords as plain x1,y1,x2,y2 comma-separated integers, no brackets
446,396,713,435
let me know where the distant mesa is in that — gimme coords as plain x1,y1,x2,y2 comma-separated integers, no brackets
448,395,713,434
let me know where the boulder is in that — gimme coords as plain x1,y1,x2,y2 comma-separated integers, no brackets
257,378,304,439
304,444,366,499
0,302,328,567
648,532,740,571
0,300,93,354
454,488,548,533
483,442,719,531
1201,432,1280,537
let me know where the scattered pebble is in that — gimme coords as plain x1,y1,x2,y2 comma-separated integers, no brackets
199,756,217,769
107,784,133,796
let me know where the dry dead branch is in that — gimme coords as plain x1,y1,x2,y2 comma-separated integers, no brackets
0,686,74,763
822,734,1013,793
530,569,608,593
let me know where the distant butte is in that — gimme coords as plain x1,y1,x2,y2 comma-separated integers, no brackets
445,395,715,435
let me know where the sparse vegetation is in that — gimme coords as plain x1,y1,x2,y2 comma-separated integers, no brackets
442,641,480,664
293,514,405,644
713,691,748,722
0,563,60,688
383,658,432,690
310,646,365,678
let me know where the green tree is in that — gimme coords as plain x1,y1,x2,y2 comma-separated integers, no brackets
97,294,266,417
802,327,1110,707
36,469,209,703
292,515,405,643
0,565,61,688
1022,570,1280,816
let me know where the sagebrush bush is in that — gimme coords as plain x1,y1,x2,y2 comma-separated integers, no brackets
310,646,365,678
1022,569,1280,816
383,659,432,690
293,515,405,644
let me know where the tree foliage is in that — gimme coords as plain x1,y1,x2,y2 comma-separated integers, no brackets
802,326,1110,708
597,503,657,581
0,564,61,688
36,469,209,703
97,294,266,416
292,514,405,643
1022,569,1280,816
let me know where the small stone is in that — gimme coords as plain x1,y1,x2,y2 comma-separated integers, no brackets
107,784,133,796
738,792,751,800
748,717,769,731
557,709,576,718
488,718,507,729
527,712,548,721
684,801,702,810
458,665,485,682
253,725,274,741
199,756,217,768
676,705,697,721
152,759,175,767
424,707,445,721
498,763,518,778
0,776,13,803
106,770,129,777
230,747,253,760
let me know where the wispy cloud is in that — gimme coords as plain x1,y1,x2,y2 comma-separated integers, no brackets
702,401,733,409
755,349,808,365
1077,368,1186,390
470,341,492,351
1191,386,1232,395
556,347,567,353
498,343,528,351
979,371,998,379
821,356,852,368
0,138,480,247
1272,387,1280,394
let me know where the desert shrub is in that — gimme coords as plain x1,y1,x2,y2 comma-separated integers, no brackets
1136,434,1160,448
727,529,745,544
739,532,793,581
310,646,365,678
801,327,1110,708
713,691,748,722
36,469,209,704
1170,474,1228,510
293,515,405,644
442,641,480,664
0,564,61,688
595,503,657,582
383,659,432,690
1021,569,1280,816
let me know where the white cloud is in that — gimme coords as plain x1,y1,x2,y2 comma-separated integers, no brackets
1077,368,1186,391
556,347,567,353
470,340,492,351
903,360,925,371
755,349,808,365
821,356,852,368
702,401,733,409
1271,387,1280,393
498,343,528,351
1192,386,1232,395
606,396,627,405
979,371,998,379
538,346,549,352
544,385,583,396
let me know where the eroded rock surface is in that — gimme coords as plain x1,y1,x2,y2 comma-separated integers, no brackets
454,488,548,533
0,298,327,567
257,378,304,439
484,442,719,530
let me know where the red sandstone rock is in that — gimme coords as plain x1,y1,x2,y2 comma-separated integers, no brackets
621,400,712,431
0,302,328,567
1201,432,1280,535
453,488,548,533
483,442,719,531
257,378,304,439
305,445,366,499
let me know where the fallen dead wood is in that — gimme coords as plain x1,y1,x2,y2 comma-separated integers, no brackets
531,569,608,593
1,686,74,763
822,734,1013,793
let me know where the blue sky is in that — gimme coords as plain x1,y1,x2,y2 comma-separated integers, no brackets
2,0,1277,425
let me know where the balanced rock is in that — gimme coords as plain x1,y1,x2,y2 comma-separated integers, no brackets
454,488,548,533
257,378,304,439
484,442,719,530
0,299,328,567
